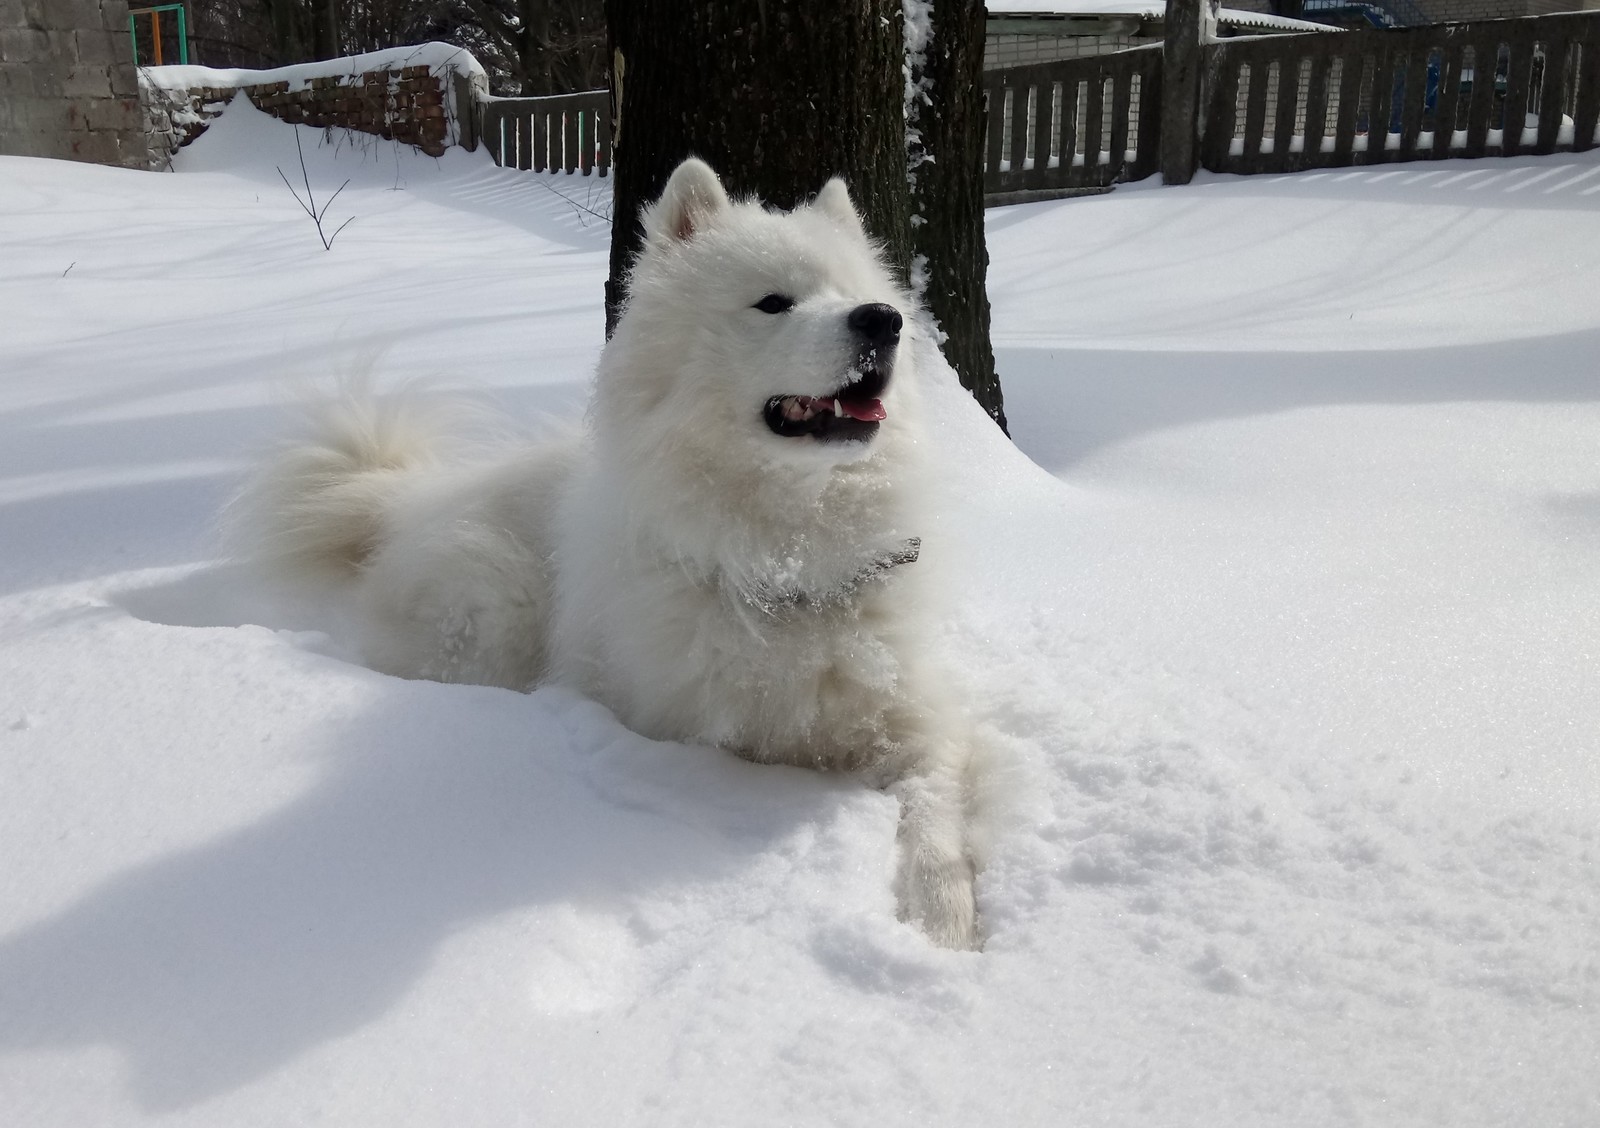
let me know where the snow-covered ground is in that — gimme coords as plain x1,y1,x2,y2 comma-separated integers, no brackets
1,100,1596,1126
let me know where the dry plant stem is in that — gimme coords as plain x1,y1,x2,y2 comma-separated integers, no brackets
276,128,354,250
531,175,610,225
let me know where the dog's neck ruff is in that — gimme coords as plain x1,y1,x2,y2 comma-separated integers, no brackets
742,537,921,614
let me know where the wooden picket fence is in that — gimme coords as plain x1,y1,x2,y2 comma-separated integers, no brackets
457,12,1600,197
982,45,1164,202
477,90,611,174
981,10,1600,201
1204,12,1600,173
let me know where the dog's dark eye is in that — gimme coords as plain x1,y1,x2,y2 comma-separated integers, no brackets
753,294,795,315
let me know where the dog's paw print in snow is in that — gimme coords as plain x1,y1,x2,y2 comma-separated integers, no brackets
522,907,646,1016
808,915,981,1010
1189,943,1251,995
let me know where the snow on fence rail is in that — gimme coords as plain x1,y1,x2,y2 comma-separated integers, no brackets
477,91,611,176
982,45,1164,202
1204,12,1600,173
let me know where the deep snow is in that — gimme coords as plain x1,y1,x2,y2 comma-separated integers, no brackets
1,99,1596,1126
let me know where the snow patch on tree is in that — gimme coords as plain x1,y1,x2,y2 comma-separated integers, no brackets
902,0,935,300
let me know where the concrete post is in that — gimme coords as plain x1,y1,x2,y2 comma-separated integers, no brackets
1160,0,1219,185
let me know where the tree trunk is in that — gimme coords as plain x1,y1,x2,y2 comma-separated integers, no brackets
905,0,1007,431
603,0,909,335
518,0,553,93
314,0,340,59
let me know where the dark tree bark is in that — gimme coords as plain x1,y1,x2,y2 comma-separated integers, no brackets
603,0,910,335
423,0,604,93
315,0,340,58
905,0,1006,430
517,0,552,91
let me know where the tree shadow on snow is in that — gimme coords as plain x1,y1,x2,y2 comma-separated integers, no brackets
1191,150,1600,215
999,325,1600,474
0,625,841,1110
0,377,586,597
174,103,613,257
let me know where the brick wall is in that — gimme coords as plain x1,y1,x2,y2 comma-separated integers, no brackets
144,53,483,166
0,0,147,167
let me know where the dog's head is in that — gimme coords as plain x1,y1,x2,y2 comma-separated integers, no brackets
608,158,915,471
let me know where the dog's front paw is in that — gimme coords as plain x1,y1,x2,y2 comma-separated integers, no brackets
901,853,979,951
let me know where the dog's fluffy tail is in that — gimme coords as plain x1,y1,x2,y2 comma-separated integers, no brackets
227,389,447,582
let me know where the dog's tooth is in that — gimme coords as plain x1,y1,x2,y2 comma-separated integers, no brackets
834,398,842,416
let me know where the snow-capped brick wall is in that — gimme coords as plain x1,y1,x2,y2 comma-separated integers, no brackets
0,0,146,168
142,44,488,166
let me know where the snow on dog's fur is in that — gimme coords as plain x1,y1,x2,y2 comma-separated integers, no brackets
234,158,979,949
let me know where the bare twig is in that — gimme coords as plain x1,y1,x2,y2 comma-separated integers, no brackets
530,175,612,225
62,262,75,278
276,128,353,251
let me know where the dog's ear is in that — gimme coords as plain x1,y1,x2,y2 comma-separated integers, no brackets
643,157,730,247
813,177,867,242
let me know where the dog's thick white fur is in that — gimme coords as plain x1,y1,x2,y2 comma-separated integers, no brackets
235,158,979,949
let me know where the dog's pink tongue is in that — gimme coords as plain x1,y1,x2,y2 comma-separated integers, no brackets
840,399,886,422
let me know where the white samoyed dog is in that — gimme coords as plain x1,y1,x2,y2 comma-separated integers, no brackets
236,158,979,949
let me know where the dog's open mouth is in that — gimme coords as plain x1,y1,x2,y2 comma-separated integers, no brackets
763,369,888,443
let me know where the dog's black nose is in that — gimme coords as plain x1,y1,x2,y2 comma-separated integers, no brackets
848,303,902,347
